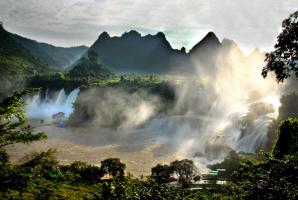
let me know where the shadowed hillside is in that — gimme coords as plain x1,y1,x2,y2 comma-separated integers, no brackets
12,33,88,69
87,30,257,75
0,25,54,98
89,30,193,74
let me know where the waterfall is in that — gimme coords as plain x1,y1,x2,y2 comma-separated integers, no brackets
26,88,80,120
55,89,67,105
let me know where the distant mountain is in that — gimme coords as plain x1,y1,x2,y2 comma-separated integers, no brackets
11,33,88,69
68,51,113,79
87,30,252,75
89,30,193,74
0,25,54,98
221,38,245,58
188,32,222,74
189,32,221,55
1,26,263,79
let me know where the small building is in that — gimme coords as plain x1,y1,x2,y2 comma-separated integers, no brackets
201,169,227,185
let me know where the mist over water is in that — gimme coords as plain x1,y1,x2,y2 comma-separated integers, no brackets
163,45,282,167
23,46,284,172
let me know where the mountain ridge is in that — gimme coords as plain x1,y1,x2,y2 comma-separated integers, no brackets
1,26,264,76
0,25,54,97
11,33,88,69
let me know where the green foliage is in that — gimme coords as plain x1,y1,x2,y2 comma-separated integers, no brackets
233,155,298,200
22,149,58,171
61,161,102,183
0,89,47,150
207,151,242,180
100,158,126,179
12,33,88,69
0,148,9,165
0,26,54,98
151,164,175,183
68,51,113,79
265,92,298,151
272,118,298,159
232,118,298,199
27,72,87,92
170,159,198,188
262,10,298,82
279,92,298,120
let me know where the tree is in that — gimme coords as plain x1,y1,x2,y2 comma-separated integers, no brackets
232,117,298,199
0,89,47,163
100,158,126,179
233,155,298,200
207,150,242,180
151,164,174,183
67,161,102,183
272,118,298,159
170,159,198,188
262,11,298,82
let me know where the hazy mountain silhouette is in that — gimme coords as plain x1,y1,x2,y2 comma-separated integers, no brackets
11,33,88,69
88,30,250,74
2,26,261,76
221,38,245,58
89,30,193,74
189,32,221,55
188,31,222,74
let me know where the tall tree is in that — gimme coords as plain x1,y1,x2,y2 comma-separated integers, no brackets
262,11,298,82
170,159,198,188
272,118,298,159
151,164,174,183
100,158,126,179
0,89,47,164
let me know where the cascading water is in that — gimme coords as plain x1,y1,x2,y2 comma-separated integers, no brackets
26,88,80,120
137,46,283,169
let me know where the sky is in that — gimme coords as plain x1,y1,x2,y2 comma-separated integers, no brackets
1,0,297,53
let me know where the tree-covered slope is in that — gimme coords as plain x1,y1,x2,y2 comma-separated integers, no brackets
68,51,113,79
11,33,88,69
0,25,53,98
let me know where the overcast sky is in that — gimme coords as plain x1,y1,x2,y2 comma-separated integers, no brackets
1,0,297,53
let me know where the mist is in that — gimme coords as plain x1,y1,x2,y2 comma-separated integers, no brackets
21,42,291,174
69,87,162,130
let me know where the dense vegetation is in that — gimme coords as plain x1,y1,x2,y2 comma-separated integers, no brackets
262,11,298,82
26,51,115,93
0,25,54,99
1,90,297,199
12,33,88,69
0,10,297,200
265,92,298,151
68,51,114,79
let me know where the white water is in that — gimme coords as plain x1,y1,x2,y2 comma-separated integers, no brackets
26,88,80,120
23,82,280,172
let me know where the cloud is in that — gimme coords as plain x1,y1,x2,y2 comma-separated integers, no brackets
1,0,297,51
